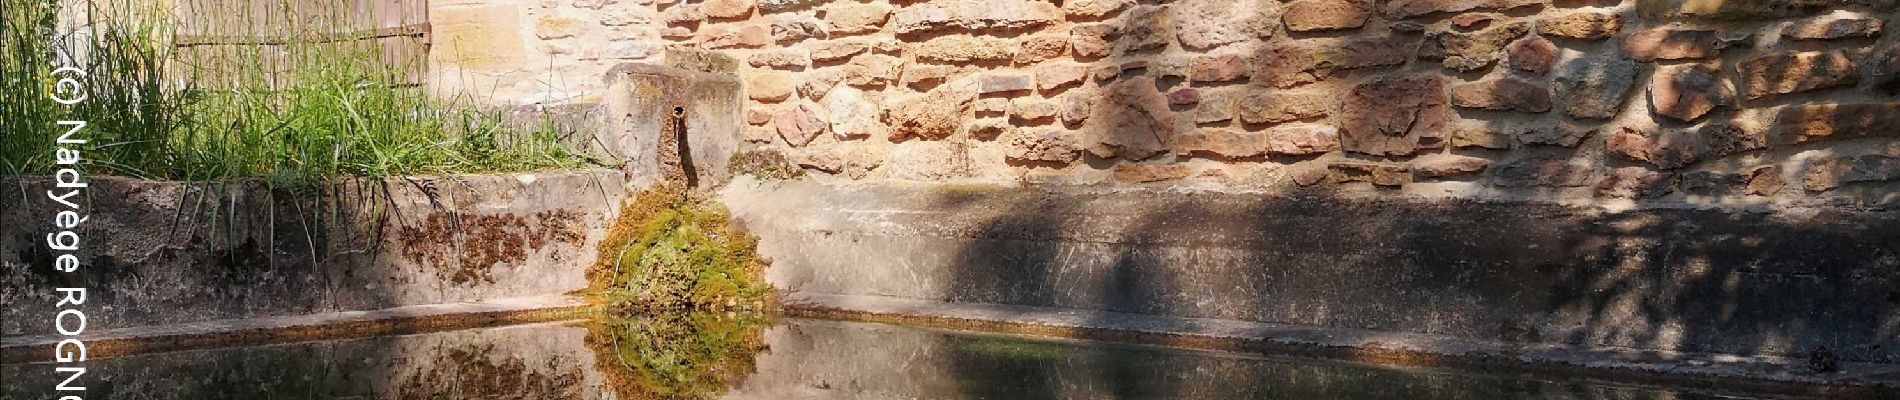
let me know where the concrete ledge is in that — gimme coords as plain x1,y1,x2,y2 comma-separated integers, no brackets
783,292,1900,399
725,179,1900,363
0,295,593,364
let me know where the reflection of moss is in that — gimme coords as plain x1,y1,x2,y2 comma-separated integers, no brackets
584,312,769,400
587,185,771,312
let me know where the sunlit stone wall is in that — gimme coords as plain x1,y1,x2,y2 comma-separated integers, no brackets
436,0,1900,208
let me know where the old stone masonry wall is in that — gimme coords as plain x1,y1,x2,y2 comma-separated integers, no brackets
456,0,1900,208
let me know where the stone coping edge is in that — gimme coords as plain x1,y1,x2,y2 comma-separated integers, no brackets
0,295,597,365
781,292,1900,399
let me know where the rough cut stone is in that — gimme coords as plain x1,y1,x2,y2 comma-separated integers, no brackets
1382,0,1539,19
743,126,777,143
758,0,824,12
748,72,794,102
1774,103,1900,144
1062,0,1131,19
822,3,894,35
902,65,956,89
1805,155,1900,192
1118,6,1173,55
1114,164,1192,183
1735,50,1859,100
1699,123,1767,160
968,118,1013,140
702,24,772,49
1174,128,1265,159
796,144,881,179
1188,90,1236,124
1741,166,1784,196
1188,54,1249,83
1284,0,1371,32
748,51,809,69
1451,77,1552,113
1876,43,1900,93
1329,162,1412,187
775,102,827,147
913,36,1016,63
978,74,1034,94
1007,128,1080,164
891,0,1061,35
796,69,846,100
701,0,756,19
1521,122,1595,147
1448,122,1511,149
1649,63,1735,122
885,86,976,141
1069,23,1123,58
1341,76,1450,156
1173,0,1270,51
1623,28,1726,61
1421,19,1532,72
1009,98,1060,122
1083,77,1176,160
1015,35,1070,64
1265,123,1342,156
661,4,704,24
1538,10,1620,40
746,108,773,125
974,98,1010,115
1253,36,1416,88
1607,127,1700,169
534,15,583,39
809,41,870,62
1168,88,1202,106
1060,90,1096,125
1554,56,1639,119
1598,167,1673,199
1411,154,1491,178
1493,157,1595,187
770,15,827,43
1506,35,1556,75
1237,90,1332,125
843,55,904,87
1036,64,1089,91
826,85,881,139
1783,13,1884,40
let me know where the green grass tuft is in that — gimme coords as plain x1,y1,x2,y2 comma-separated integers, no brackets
1,0,584,181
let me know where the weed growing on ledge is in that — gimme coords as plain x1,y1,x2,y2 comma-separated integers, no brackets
587,185,772,313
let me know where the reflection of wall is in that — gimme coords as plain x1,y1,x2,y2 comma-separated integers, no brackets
0,172,629,337
0,322,611,399
725,318,1722,399
452,0,1900,207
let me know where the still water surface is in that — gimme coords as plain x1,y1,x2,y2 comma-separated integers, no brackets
0,316,1803,399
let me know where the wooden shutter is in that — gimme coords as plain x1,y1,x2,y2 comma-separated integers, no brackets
171,0,430,88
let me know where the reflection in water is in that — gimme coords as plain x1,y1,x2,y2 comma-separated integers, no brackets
585,312,769,400
0,316,1806,399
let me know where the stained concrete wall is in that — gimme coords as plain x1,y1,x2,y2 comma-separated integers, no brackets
0,171,631,337
723,178,1900,363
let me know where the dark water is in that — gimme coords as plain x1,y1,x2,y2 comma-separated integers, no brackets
0,316,1804,399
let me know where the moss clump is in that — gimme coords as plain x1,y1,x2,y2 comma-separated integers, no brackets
727,149,803,181
584,312,768,400
587,185,771,312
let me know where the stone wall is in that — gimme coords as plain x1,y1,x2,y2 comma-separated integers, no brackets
451,0,1900,208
